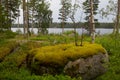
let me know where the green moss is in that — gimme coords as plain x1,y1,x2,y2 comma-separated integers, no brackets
0,41,19,60
30,42,107,66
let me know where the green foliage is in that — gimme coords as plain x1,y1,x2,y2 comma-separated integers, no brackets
0,0,21,30
0,67,31,80
0,30,17,41
95,34,120,80
62,30,74,35
0,41,41,70
58,0,71,29
0,68,82,80
31,33,75,45
95,34,119,54
0,41,19,61
30,0,52,34
0,33,120,80
0,5,6,30
0,40,82,80
83,0,99,33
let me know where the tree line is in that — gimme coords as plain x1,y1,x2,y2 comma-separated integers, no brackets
12,22,114,28
0,0,120,43
0,0,52,36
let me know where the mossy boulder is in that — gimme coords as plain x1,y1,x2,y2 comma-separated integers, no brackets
28,42,108,79
64,53,108,80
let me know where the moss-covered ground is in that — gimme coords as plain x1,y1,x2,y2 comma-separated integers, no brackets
31,42,106,66
0,31,120,80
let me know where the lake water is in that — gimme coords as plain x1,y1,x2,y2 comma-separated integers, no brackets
11,28,114,35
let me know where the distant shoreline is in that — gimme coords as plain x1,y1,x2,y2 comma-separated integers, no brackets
12,22,114,29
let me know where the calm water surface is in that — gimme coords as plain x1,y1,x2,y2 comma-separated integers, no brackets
11,28,114,35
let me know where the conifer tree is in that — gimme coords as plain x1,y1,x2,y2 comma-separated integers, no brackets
83,0,99,43
0,0,20,31
58,0,71,33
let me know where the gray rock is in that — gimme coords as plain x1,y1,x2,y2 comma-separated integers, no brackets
64,53,109,80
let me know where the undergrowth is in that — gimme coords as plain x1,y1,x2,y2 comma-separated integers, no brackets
0,41,19,61
95,34,120,80
0,31,120,80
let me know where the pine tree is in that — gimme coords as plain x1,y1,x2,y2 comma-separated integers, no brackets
116,0,120,34
58,0,71,33
83,0,99,43
0,0,20,30
34,0,52,34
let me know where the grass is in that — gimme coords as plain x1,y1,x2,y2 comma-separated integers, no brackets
0,41,19,61
0,68,82,80
95,34,120,80
0,30,120,80
0,40,82,80
30,33,76,45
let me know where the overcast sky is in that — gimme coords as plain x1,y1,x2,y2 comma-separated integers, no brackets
16,0,117,23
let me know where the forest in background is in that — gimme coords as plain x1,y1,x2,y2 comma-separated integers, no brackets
12,22,114,28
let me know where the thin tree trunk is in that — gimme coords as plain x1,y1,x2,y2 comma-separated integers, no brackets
116,0,120,34
0,0,1,29
38,13,41,33
0,0,3,31
90,0,95,43
62,7,65,33
23,0,29,38
18,11,20,28
62,22,64,33
71,16,77,46
9,0,12,30
26,0,29,37
31,8,34,33
23,0,26,35
62,1,64,33
6,0,9,30
113,17,117,34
